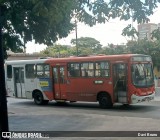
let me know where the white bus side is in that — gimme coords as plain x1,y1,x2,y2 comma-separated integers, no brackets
5,59,49,101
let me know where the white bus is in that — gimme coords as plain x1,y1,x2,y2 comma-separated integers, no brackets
5,59,50,105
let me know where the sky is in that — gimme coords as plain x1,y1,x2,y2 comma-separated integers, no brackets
26,4,160,54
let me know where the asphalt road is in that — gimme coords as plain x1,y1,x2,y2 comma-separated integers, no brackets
6,96,160,140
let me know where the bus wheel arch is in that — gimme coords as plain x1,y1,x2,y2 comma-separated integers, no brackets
97,92,113,109
32,90,49,105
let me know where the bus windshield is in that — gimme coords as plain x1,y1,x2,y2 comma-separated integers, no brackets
131,63,154,87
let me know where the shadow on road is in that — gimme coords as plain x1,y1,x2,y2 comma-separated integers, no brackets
8,97,160,113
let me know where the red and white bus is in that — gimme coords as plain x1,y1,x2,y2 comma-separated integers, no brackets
5,54,155,108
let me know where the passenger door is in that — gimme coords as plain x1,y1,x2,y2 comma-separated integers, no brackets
5,65,14,97
113,63,127,103
52,66,67,100
13,67,26,98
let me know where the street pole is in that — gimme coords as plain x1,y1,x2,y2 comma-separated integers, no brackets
75,20,78,56
131,9,134,41
0,5,9,140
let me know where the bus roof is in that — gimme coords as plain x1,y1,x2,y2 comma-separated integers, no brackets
5,54,151,65
46,54,151,63
5,58,48,65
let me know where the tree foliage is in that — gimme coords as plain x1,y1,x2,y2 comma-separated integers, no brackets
71,37,102,54
40,44,70,57
97,44,126,55
40,37,102,56
1,0,160,58
77,0,160,25
121,24,138,39
151,28,160,40
1,0,74,58
127,40,160,69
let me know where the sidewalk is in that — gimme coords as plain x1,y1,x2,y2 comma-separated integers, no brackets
155,87,160,101
154,96,160,101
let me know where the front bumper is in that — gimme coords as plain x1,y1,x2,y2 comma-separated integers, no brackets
131,93,155,104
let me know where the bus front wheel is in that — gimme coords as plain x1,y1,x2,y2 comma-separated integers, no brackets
99,94,113,109
33,91,49,105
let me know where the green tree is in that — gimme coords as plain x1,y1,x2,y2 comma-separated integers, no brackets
71,37,102,55
151,28,160,40
101,44,127,55
121,24,139,39
0,0,74,58
127,40,160,69
40,44,70,57
150,28,160,69
1,0,160,58
76,0,159,25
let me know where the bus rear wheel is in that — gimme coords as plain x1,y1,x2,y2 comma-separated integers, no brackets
99,94,113,109
33,91,49,105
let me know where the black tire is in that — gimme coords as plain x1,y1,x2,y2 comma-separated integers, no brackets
123,104,130,107
99,94,113,109
70,101,76,103
55,101,67,106
33,91,48,105
43,100,49,105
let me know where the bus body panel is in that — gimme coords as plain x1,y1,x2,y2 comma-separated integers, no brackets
25,78,37,99
66,77,113,102
38,77,53,100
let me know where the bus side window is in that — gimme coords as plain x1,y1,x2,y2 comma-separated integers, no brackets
81,62,94,77
53,68,58,83
68,63,80,77
25,64,35,78
37,64,43,77
15,69,20,83
95,61,110,77
44,65,50,77
60,67,66,83
7,65,12,78
37,64,50,78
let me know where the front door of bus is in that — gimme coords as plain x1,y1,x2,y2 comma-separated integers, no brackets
113,63,127,103
13,67,26,98
52,66,67,100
